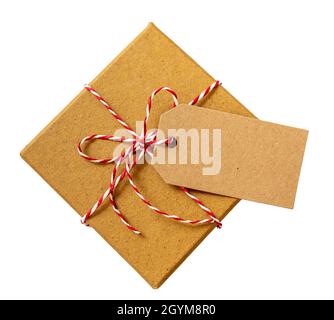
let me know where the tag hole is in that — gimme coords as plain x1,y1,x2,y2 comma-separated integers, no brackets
167,137,177,148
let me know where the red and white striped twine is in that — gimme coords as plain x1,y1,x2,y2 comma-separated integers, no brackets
77,80,223,235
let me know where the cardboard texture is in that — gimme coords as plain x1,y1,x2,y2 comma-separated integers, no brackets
154,105,308,208
21,23,256,288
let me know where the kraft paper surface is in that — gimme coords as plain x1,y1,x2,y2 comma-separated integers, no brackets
21,23,255,288
154,105,308,208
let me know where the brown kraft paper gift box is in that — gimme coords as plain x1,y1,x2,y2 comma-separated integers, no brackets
21,23,255,288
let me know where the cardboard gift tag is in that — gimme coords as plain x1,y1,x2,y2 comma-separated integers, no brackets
153,104,308,208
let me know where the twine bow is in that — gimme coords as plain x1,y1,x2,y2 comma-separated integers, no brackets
77,81,222,235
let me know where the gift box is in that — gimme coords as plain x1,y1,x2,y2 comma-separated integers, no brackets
21,23,255,288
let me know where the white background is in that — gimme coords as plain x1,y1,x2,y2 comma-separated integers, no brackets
1,0,333,300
